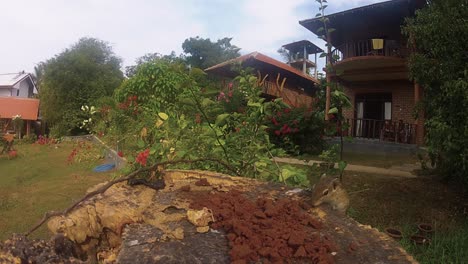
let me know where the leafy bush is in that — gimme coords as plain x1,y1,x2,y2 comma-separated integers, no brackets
90,61,309,185
21,134,37,144
266,106,325,155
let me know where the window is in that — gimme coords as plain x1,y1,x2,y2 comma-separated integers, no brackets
16,90,19,96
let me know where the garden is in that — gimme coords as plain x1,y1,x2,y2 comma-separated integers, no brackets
1,1,467,262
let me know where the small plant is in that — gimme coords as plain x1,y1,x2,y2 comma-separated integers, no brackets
21,134,37,144
319,144,339,164
36,135,57,145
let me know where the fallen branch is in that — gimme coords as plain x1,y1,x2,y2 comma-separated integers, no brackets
25,158,238,237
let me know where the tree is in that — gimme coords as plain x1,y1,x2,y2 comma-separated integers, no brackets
403,0,468,183
182,37,241,69
40,37,124,136
125,51,185,77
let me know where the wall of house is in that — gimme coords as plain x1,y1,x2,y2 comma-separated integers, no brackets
18,80,30,97
342,81,415,123
265,75,314,108
0,88,11,97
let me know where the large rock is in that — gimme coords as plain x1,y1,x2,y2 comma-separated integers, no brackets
2,170,418,263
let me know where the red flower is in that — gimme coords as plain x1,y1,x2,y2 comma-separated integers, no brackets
274,130,281,136
195,113,201,124
117,151,124,157
136,149,150,166
271,117,279,126
276,111,282,117
235,127,240,133
284,108,291,114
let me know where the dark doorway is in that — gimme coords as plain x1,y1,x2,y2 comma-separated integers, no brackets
355,93,392,139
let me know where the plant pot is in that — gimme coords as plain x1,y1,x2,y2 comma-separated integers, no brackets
320,162,335,169
417,223,433,236
410,235,431,245
385,228,403,240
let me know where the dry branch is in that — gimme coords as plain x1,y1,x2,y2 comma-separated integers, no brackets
25,158,238,237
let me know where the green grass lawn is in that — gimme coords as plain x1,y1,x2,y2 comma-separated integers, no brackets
0,141,117,240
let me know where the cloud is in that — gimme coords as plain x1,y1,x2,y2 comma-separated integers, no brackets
0,0,387,73
0,0,205,72
233,0,311,55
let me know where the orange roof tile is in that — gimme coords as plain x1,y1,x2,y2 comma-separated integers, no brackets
0,97,40,120
205,52,319,84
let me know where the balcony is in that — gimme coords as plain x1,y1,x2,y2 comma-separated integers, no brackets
327,39,410,82
337,118,416,144
330,39,409,63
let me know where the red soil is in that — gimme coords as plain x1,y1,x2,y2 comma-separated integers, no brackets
190,190,336,263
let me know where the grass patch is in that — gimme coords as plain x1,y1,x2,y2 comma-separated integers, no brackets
0,142,117,240
296,163,468,264
316,167,468,264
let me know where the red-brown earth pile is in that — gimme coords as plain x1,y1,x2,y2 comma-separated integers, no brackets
190,189,336,264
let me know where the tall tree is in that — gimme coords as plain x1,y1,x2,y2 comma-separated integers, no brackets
182,37,241,69
40,37,124,136
125,51,184,77
403,0,468,183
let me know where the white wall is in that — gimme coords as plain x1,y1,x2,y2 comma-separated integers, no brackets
0,88,11,96
18,80,29,97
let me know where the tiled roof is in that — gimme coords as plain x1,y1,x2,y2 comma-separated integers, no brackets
205,52,319,84
0,97,40,120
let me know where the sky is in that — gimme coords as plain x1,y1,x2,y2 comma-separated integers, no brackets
0,0,386,74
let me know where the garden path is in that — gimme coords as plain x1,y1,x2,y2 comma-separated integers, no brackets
273,157,418,178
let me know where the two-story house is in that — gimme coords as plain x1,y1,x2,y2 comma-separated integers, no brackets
300,0,426,145
0,72,40,136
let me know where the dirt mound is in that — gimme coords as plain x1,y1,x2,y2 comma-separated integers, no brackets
190,189,335,263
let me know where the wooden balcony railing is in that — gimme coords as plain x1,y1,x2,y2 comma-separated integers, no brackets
328,39,409,63
336,118,416,144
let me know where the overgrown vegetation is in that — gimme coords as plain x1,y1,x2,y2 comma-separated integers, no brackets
403,0,468,185
90,60,315,186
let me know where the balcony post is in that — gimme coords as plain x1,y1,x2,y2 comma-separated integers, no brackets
314,53,318,78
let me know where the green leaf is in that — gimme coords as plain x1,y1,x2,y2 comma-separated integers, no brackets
150,147,157,155
281,168,295,182
320,52,328,58
215,113,230,126
137,139,145,148
158,112,169,121
247,102,261,107
338,161,347,172
328,107,338,114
